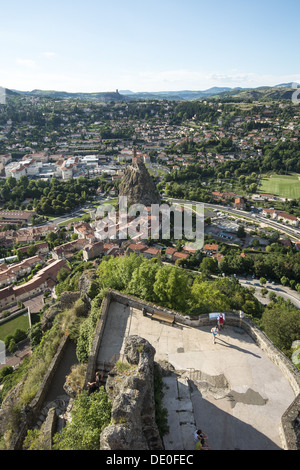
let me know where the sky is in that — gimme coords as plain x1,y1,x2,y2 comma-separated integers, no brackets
1,0,300,93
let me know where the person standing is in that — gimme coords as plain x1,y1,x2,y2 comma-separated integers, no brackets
211,326,219,344
217,313,224,330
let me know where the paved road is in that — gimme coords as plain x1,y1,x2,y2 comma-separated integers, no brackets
238,277,300,309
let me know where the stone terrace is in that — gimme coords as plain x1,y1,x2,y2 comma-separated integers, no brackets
94,298,298,451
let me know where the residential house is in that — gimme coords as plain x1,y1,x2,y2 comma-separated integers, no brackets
126,242,148,255
74,222,96,242
52,238,89,260
261,208,277,219
165,247,176,260
165,246,189,262
13,259,70,301
262,209,299,227
212,191,237,203
0,255,44,288
0,286,15,309
276,212,299,227
103,243,120,256
234,197,245,209
172,251,189,262
279,238,292,248
183,245,197,255
0,259,69,308
142,247,161,259
18,242,49,257
82,241,104,261
8,164,27,180
203,244,219,255
23,151,49,163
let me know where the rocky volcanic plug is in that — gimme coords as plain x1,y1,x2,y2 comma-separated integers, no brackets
119,152,161,207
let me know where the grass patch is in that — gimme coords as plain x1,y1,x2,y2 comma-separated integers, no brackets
0,314,30,341
58,216,86,226
259,173,300,199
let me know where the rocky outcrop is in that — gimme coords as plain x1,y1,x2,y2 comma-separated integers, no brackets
99,335,163,450
119,160,161,207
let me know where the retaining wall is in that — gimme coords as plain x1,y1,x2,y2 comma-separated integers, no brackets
9,333,70,450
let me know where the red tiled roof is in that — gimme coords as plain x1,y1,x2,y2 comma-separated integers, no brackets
204,244,218,251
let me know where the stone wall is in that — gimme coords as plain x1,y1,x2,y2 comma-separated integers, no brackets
8,334,70,450
87,289,300,451
85,292,111,386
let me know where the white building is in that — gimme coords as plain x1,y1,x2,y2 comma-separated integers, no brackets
5,162,27,180
22,158,41,176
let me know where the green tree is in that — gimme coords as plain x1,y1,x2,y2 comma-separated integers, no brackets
153,265,190,312
190,279,230,314
8,339,17,354
128,259,160,302
57,267,70,284
199,257,218,275
26,245,37,257
261,300,300,356
237,226,246,239
28,323,43,349
280,276,290,286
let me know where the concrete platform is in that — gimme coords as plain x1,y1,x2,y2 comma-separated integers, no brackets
97,301,296,450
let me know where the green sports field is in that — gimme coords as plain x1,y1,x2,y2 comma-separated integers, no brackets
259,173,300,199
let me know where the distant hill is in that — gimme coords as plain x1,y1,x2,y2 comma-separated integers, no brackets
1,83,299,103
209,85,300,101
121,87,235,101
274,82,300,88
11,89,131,103
0,88,20,98
118,85,299,101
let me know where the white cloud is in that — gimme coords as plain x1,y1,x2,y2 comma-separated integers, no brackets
42,52,56,58
16,58,36,68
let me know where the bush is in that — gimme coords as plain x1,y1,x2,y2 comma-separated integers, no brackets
13,329,27,344
261,299,300,356
4,335,14,348
76,291,105,363
0,366,13,382
52,388,111,450
8,339,17,354
28,323,43,349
